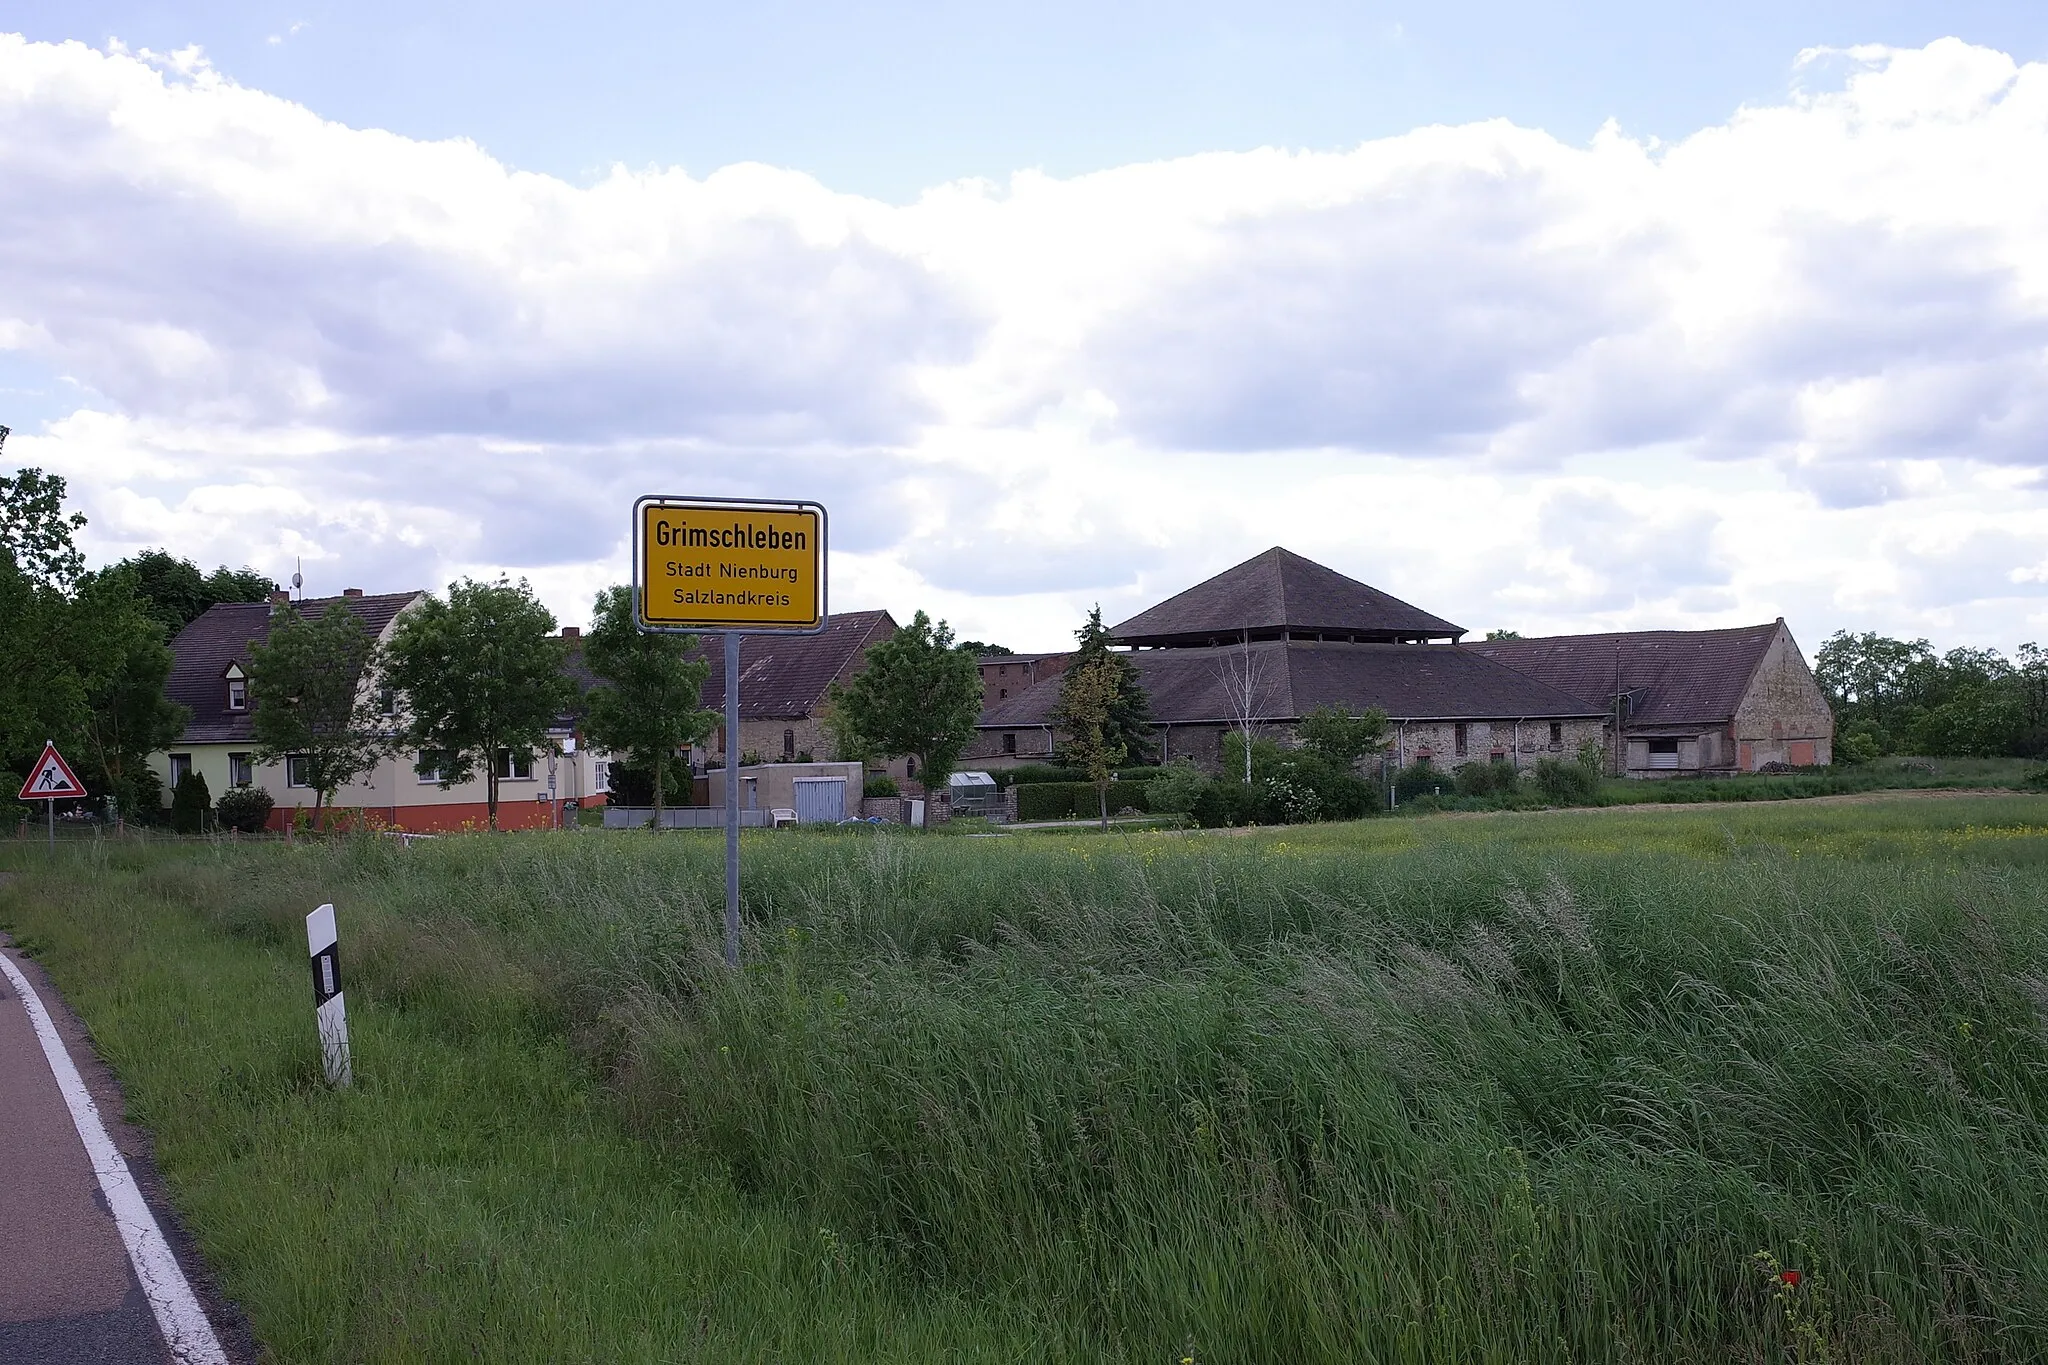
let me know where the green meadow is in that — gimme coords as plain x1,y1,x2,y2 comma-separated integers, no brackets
6,794,2048,1362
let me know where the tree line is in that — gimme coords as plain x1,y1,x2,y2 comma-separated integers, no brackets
2,461,278,818
1816,630,2048,760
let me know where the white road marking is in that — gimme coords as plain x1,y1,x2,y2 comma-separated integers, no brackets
0,949,228,1365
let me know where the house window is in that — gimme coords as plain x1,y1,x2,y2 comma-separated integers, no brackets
415,751,446,784
497,749,533,781
783,728,796,759
228,753,253,787
1002,733,1017,754
594,759,610,794
1454,723,1468,757
1548,722,1563,747
906,756,917,779
168,753,192,786
226,678,248,711
378,686,397,717
999,688,1008,699
1648,738,1681,770
286,754,312,788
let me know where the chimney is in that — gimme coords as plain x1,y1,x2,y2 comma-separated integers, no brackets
269,590,290,606
561,626,581,639
342,587,364,598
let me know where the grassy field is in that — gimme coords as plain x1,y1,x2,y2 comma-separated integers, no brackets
7,794,2048,1361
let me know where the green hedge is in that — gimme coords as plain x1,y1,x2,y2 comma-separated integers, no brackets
993,765,1168,789
1015,781,1152,821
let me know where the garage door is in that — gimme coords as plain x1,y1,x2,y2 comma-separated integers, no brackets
792,777,847,824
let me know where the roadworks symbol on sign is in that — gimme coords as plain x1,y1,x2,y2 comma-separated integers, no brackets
18,742,87,800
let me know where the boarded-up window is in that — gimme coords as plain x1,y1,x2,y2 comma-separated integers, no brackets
1648,739,1680,770
1454,723,1468,757
1789,740,1815,766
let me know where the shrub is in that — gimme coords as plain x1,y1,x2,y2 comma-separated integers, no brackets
1016,781,1151,822
1837,729,1882,765
1145,759,1211,816
1455,759,1522,799
1393,759,1452,803
994,764,1169,789
0,772,27,829
170,769,212,833
606,762,693,807
216,785,275,834
1534,756,1600,804
1191,779,1263,827
121,765,165,825
863,774,899,798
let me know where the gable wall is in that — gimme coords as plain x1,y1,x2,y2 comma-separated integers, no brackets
1732,628,1835,767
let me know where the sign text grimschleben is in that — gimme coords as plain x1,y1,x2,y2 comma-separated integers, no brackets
635,497,826,633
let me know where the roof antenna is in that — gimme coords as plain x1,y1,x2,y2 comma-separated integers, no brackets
292,558,303,602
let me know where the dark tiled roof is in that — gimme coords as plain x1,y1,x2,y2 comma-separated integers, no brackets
167,592,422,745
1466,623,1785,727
1109,547,1464,647
695,610,897,720
977,639,1601,729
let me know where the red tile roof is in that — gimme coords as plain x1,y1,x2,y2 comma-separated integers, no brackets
694,610,898,720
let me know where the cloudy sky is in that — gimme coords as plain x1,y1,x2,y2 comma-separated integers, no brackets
3,5,2048,653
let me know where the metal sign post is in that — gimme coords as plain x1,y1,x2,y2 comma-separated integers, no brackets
18,740,89,851
633,496,828,969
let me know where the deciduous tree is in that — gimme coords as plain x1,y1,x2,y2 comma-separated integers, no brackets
247,603,392,828
1053,654,1127,831
385,578,575,830
825,611,981,805
1059,605,1152,764
1296,704,1390,769
579,585,714,820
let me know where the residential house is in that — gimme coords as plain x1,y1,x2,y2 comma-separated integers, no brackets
691,610,904,775
153,590,611,830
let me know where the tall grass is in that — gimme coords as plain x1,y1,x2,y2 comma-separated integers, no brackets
10,798,2048,1361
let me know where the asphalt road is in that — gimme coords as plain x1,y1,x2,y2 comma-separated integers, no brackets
0,936,243,1364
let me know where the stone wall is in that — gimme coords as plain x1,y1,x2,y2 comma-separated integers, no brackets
1733,626,1835,768
1384,717,1607,771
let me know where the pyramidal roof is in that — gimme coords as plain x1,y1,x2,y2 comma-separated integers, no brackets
1109,547,1464,647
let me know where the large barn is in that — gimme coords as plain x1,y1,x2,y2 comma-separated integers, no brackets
969,548,1834,778
1467,622,1834,775
968,548,1608,771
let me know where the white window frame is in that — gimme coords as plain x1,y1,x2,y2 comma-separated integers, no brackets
226,677,248,711
593,759,610,794
497,749,533,782
227,752,254,787
285,754,312,789
168,753,193,786
416,751,445,785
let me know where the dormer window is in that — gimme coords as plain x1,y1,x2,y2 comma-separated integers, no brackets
224,663,248,711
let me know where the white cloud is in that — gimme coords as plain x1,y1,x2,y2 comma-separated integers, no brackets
2,34,2047,652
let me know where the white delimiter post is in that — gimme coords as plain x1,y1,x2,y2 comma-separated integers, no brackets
723,632,742,968
305,903,352,1087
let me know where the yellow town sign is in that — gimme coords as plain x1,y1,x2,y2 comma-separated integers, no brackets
634,496,827,633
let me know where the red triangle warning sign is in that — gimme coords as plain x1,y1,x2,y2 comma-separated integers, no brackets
19,742,88,800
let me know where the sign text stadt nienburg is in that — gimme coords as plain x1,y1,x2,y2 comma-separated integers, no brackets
635,497,827,633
